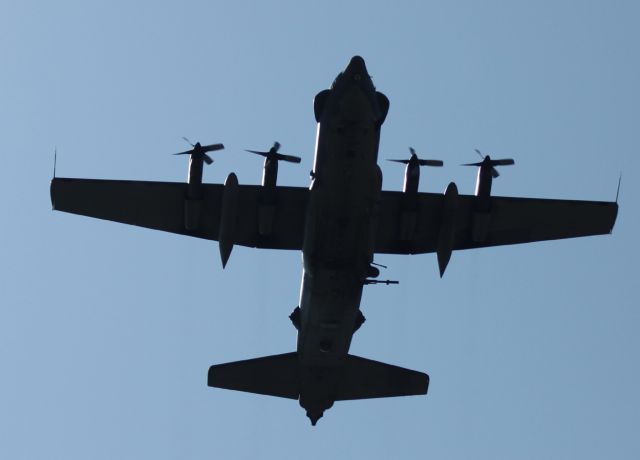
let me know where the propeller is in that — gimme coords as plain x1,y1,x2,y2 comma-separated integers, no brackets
246,141,301,164
173,137,225,165
387,147,443,167
462,149,514,178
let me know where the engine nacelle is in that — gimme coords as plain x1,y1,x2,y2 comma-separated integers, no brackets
467,154,513,208
399,210,417,241
258,157,280,235
475,165,493,199
471,211,491,243
184,155,205,231
184,198,202,231
391,148,442,198
403,161,420,195
247,142,300,189
262,156,279,188
468,154,514,241
187,155,204,198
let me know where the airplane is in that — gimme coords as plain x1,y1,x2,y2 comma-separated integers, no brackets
50,56,618,425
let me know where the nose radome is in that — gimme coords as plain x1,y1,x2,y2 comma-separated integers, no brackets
346,55,367,75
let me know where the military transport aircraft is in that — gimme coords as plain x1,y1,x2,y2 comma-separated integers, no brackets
50,56,618,425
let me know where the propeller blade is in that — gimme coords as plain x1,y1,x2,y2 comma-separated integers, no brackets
466,150,513,177
417,159,444,167
173,150,214,164
275,153,302,163
391,148,443,166
491,159,515,166
201,143,225,153
246,149,269,157
247,145,301,163
174,140,222,165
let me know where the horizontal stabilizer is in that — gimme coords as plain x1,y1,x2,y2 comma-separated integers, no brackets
208,352,299,399
208,352,428,401
335,354,429,400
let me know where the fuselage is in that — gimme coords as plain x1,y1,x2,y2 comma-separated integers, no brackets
296,56,389,423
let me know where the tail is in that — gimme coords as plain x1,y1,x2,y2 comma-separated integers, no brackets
208,352,428,423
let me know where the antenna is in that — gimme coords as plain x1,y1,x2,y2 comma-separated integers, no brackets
371,261,387,269
616,173,622,203
53,147,57,178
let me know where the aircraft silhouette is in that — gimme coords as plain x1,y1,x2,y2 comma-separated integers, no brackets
50,56,617,425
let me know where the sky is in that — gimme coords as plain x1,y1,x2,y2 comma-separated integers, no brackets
1,1,639,458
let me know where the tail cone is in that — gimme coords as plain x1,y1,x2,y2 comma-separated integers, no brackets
306,409,324,426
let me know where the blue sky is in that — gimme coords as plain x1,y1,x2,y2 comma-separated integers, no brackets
1,1,638,458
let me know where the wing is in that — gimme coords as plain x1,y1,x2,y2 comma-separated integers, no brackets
50,178,308,250
375,190,618,254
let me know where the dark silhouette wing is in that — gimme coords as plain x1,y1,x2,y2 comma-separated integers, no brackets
374,191,618,254
50,178,308,250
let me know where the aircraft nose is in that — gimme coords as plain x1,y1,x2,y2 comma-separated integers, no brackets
345,55,367,76
343,55,371,83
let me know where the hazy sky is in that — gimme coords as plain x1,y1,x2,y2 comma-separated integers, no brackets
2,1,638,459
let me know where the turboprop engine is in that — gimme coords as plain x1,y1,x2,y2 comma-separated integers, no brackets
173,137,224,198
388,147,443,194
462,149,514,202
245,141,302,236
245,141,301,188
173,137,224,230
462,149,515,243
388,147,443,241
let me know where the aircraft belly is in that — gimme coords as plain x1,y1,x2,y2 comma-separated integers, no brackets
298,81,383,364
294,69,388,423
297,268,362,365
303,141,382,272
